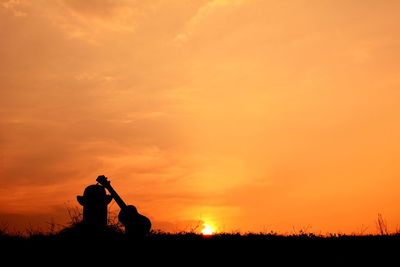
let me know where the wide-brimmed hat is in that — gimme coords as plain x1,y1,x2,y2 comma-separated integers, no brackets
77,184,112,206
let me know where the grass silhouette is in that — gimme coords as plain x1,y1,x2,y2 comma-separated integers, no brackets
1,213,399,264
1,227,399,265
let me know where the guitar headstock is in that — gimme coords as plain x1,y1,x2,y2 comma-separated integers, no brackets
96,175,111,188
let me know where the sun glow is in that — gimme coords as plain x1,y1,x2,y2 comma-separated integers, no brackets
201,225,214,235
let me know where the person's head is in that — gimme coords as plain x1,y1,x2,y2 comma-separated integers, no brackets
77,184,112,206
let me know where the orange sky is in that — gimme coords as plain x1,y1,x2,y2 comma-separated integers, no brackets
1,0,400,235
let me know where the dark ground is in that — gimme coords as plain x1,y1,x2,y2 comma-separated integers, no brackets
1,226,399,265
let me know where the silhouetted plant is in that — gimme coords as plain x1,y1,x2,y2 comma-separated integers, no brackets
0,222,9,237
45,218,64,235
107,210,124,233
187,220,204,233
66,206,83,226
376,213,389,235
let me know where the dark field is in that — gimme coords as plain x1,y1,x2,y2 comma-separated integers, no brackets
1,226,399,265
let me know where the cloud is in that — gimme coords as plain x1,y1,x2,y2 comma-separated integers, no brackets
1,0,400,233
62,0,121,18
173,0,243,45
0,0,27,17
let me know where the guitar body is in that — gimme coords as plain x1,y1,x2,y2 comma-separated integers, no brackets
118,205,152,237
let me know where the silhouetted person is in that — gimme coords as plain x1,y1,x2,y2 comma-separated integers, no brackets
77,184,112,227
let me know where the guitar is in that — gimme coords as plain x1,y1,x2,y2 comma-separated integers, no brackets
96,175,151,237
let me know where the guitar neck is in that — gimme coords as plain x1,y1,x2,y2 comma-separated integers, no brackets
105,184,127,210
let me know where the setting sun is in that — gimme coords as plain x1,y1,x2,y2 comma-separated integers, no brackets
201,225,214,236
